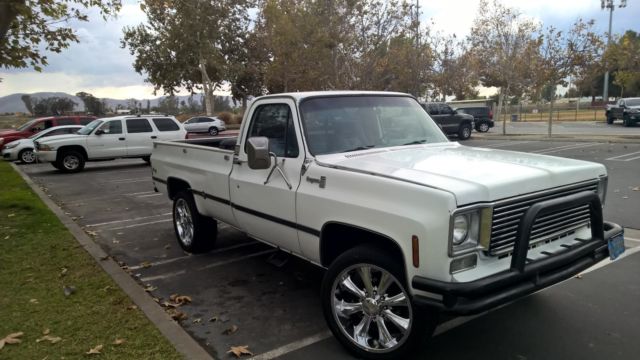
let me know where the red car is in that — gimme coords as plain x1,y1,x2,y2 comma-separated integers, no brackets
0,116,96,149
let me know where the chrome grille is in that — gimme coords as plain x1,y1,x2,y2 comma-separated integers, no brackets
489,180,598,255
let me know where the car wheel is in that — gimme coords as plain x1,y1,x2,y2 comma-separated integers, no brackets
458,123,472,140
606,114,614,124
477,121,490,132
142,156,151,164
59,151,85,173
18,148,36,164
623,116,631,127
208,127,219,136
321,246,438,360
173,191,217,253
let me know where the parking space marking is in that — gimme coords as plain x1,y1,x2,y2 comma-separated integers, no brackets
249,331,332,360
106,178,151,184
86,212,172,227
137,193,163,198
483,141,532,148
605,151,640,161
198,249,277,270
103,218,172,231
128,242,257,270
626,237,640,243
140,270,187,282
533,143,599,154
63,191,156,205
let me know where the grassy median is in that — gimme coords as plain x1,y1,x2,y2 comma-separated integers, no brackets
0,162,181,359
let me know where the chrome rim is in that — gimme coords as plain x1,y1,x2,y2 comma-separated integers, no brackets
479,123,489,132
462,127,471,138
331,264,412,353
209,128,218,135
21,150,35,163
174,198,194,247
63,155,79,170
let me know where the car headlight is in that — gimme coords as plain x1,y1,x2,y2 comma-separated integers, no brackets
597,175,608,206
39,144,55,151
449,207,492,257
4,142,19,149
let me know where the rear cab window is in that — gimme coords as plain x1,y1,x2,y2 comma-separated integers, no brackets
126,118,153,133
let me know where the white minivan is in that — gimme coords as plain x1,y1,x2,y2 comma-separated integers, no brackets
35,115,185,173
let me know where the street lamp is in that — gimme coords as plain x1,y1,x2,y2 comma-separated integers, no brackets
601,0,627,103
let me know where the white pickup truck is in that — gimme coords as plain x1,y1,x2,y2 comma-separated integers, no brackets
35,115,185,172
151,91,624,359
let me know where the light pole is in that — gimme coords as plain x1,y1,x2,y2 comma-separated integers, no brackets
601,0,626,103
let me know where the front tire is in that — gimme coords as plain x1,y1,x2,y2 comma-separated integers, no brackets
18,148,36,164
321,246,438,359
142,156,151,164
606,114,614,124
208,127,219,136
458,123,472,140
172,191,217,253
58,150,85,173
623,115,633,127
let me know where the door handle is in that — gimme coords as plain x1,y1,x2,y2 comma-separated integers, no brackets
119,137,125,141
151,136,157,139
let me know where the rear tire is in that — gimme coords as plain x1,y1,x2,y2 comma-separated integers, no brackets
208,127,219,136
172,190,217,253
142,156,151,164
458,123,472,140
58,150,85,173
476,121,490,132
18,148,36,164
321,246,438,360
606,114,614,124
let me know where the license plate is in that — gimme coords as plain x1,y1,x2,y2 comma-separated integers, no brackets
608,233,625,260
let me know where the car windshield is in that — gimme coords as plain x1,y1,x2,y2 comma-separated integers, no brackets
626,99,640,106
77,120,103,135
299,96,448,156
16,120,36,131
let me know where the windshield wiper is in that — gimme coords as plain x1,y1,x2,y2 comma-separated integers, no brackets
343,145,376,152
403,139,428,145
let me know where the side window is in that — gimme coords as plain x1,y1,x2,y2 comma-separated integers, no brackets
246,104,299,158
199,117,212,123
126,118,153,133
31,121,45,132
44,120,54,129
98,120,122,134
440,105,453,114
56,118,75,126
152,118,180,131
426,104,439,115
43,129,68,137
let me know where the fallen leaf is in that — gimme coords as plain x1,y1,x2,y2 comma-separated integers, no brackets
227,345,253,358
222,325,238,335
43,329,50,335
112,239,120,244
3,235,8,240
162,301,178,308
126,305,138,310
208,316,218,322
192,318,202,324
7,213,15,217
575,274,583,279
622,196,629,199
167,309,188,321
99,255,110,261
632,186,639,191
112,338,126,345
164,244,171,249
59,268,68,277
140,261,151,268
86,344,103,355
86,230,98,237
144,285,157,292
169,294,191,305
0,332,24,350
36,335,62,344
30,298,39,304
63,285,76,297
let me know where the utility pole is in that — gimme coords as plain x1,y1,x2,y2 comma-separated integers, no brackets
414,0,420,99
601,0,627,104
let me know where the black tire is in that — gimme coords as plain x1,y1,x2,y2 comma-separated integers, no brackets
208,127,219,136
623,115,633,127
172,190,217,253
476,121,490,133
58,150,85,173
321,246,438,360
18,148,36,164
606,114,614,124
458,123,472,140
52,161,62,170
142,156,151,164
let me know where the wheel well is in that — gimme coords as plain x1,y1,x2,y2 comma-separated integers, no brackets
320,222,406,271
166,177,191,200
459,120,472,129
56,145,87,161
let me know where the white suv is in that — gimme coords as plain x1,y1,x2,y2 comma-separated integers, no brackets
183,116,226,135
35,115,185,173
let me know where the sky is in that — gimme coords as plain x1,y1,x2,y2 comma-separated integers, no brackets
0,0,637,99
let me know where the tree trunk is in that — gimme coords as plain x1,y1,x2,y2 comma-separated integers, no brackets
547,97,554,137
198,59,215,116
497,86,508,135
0,1,22,42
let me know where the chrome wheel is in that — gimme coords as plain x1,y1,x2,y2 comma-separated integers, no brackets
462,127,471,138
209,127,218,136
63,154,80,170
21,149,35,163
479,122,489,132
174,198,194,247
331,264,412,353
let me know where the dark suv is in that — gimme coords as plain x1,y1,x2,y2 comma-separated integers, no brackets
421,103,475,140
454,106,494,132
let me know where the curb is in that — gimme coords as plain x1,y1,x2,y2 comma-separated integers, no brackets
471,133,640,143
10,163,214,360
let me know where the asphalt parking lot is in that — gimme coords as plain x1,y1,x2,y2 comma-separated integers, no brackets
18,137,640,359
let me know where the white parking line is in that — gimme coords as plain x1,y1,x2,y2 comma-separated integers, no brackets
605,151,640,161
626,237,640,243
103,218,172,231
106,178,151,184
137,193,163,198
250,331,333,360
140,270,187,282
534,143,600,154
483,141,532,148
86,212,172,227
64,191,155,205
128,242,257,270
199,249,277,270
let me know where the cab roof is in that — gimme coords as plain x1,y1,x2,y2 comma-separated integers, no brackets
258,91,412,102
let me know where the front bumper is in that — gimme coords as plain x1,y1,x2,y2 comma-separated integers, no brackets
2,148,18,161
412,191,623,315
35,150,57,163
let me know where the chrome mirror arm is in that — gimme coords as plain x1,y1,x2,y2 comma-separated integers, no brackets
264,152,293,190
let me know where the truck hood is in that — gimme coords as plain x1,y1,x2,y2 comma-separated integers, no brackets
36,134,85,144
315,142,606,205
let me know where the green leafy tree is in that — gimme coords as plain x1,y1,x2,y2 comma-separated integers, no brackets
76,92,105,115
0,0,121,71
32,97,77,116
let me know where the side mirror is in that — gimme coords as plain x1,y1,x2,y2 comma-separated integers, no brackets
95,129,105,135
247,137,271,170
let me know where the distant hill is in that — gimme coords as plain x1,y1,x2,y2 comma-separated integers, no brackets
0,92,234,114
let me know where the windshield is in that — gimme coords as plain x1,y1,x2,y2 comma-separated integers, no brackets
299,96,448,156
17,120,36,131
77,120,103,135
626,99,640,107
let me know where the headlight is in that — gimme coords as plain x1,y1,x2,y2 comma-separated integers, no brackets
39,144,55,151
449,207,492,257
597,176,608,206
4,142,19,149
